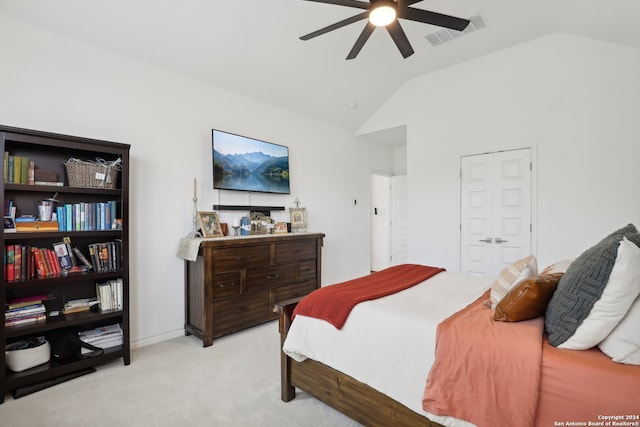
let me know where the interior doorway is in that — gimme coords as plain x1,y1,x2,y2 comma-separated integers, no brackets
370,173,390,271
370,173,407,271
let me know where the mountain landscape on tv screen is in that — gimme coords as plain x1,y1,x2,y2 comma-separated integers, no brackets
213,150,290,194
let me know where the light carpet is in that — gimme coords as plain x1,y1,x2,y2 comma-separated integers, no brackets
1,321,361,427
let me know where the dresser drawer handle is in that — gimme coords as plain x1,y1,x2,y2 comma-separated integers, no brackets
236,307,249,313
266,274,279,280
236,256,251,261
301,267,312,272
218,282,235,288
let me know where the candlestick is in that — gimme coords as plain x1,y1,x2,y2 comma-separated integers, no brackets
193,178,196,199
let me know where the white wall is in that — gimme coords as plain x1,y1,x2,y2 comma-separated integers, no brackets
0,13,393,347
360,33,640,271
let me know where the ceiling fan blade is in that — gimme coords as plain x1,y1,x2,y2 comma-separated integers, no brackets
302,0,370,10
300,12,368,40
346,22,375,60
400,7,470,31
386,21,414,58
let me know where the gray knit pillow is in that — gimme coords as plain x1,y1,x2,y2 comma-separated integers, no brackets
545,224,638,347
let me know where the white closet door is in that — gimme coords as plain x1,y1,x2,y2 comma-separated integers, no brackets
460,149,531,276
491,150,532,274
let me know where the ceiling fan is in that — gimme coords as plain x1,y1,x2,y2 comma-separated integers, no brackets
300,0,470,59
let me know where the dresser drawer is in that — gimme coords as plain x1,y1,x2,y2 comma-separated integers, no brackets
273,280,317,305
211,272,241,300
299,260,317,281
213,291,271,333
212,245,270,272
246,264,297,293
274,240,316,264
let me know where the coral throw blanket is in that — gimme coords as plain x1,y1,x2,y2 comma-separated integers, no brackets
292,264,445,329
423,290,544,427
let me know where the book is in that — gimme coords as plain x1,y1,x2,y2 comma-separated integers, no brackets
73,247,93,270
5,313,46,327
5,245,15,281
28,160,35,185
6,294,51,309
6,304,46,318
7,155,14,184
13,244,21,281
20,156,30,184
13,156,21,184
53,241,73,271
34,181,63,186
16,221,59,232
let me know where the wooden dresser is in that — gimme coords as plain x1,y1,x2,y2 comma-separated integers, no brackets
184,232,324,346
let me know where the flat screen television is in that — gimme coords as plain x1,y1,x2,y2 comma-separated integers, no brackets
212,129,290,194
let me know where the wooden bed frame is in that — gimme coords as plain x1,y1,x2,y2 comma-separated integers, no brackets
274,298,442,427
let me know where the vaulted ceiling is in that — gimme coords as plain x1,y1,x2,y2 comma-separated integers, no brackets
1,0,639,141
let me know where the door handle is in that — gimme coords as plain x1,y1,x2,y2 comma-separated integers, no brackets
478,238,493,243
495,237,508,243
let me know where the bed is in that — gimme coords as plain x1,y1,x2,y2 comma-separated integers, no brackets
275,225,640,427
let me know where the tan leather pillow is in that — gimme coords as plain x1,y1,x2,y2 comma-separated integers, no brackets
494,273,564,322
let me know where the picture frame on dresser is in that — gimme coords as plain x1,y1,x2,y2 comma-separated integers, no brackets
197,211,223,238
289,207,307,232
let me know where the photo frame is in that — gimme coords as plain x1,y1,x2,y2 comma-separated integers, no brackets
4,216,16,233
197,211,224,238
289,207,307,232
274,222,288,234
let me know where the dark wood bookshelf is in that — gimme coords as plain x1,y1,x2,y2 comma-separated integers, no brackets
1,125,131,403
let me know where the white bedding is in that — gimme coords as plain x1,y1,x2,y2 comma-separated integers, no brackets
282,271,494,427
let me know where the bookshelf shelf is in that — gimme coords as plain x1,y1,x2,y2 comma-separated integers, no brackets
1,125,130,403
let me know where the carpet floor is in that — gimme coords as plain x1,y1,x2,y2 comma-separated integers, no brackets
1,321,362,427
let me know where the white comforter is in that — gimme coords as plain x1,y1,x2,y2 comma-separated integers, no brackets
282,271,493,427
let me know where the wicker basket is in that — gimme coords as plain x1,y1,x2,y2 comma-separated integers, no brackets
65,158,121,189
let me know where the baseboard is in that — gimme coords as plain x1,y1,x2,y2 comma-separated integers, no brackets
131,328,184,349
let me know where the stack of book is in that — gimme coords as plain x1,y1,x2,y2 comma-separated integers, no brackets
5,295,48,327
78,323,123,354
3,153,35,185
63,297,99,315
55,201,118,232
96,278,123,312
88,241,122,272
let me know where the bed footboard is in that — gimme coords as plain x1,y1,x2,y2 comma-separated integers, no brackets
273,298,438,427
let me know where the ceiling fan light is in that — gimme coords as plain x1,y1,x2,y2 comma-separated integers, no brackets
369,3,396,27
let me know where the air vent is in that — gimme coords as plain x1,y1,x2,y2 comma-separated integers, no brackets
425,14,487,47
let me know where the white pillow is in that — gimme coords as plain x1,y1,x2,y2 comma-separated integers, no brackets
559,237,640,350
489,255,537,309
598,294,640,364
541,258,574,274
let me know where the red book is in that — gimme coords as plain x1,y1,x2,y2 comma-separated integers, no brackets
44,249,61,276
34,248,48,278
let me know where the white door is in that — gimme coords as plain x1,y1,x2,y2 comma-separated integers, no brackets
390,175,408,266
460,149,532,276
370,174,391,271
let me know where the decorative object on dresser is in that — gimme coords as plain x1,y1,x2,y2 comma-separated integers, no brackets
1,125,130,403
196,211,223,238
184,233,324,347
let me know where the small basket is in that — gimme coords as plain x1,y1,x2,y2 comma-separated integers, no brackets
65,158,121,189
5,337,51,372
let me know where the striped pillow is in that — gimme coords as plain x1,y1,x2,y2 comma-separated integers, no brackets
488,255,538,309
